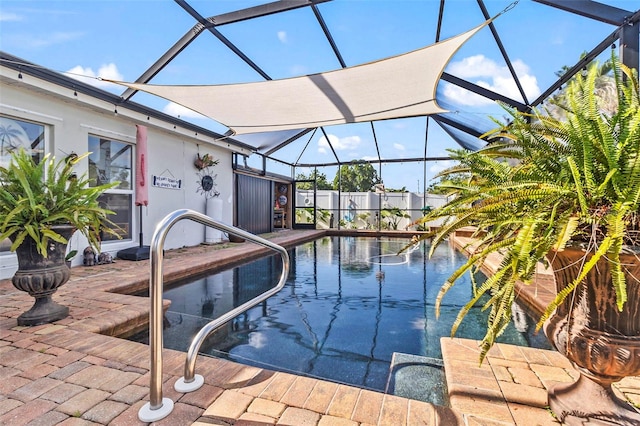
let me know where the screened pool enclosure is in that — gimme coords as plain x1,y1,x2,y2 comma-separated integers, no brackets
2,0,638,231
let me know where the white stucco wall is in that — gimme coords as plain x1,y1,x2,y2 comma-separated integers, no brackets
0,67,247,279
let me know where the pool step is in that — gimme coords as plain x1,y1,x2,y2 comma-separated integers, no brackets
385,352,448,406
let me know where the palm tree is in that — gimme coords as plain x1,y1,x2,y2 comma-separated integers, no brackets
545,52,617,120
0,122,24,157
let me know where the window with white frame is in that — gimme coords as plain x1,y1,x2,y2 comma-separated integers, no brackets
88,135,133,241
0,115,47,253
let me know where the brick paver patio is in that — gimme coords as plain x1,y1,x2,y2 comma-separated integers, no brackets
1,230,638,425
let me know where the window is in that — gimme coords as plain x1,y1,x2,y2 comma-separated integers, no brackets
0,115,46,253
0,115,46,166
88,135,133,241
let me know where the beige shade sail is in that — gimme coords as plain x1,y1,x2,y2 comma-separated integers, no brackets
108,19,491,135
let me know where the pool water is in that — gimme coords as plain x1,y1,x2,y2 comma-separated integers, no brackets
131,236,551,392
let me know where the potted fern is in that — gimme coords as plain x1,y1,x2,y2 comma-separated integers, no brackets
416,57,640,423
0,149,119,325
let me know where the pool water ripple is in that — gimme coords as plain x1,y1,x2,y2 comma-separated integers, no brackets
130,236,551,393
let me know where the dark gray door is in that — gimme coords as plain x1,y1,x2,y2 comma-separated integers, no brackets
236,173,272,234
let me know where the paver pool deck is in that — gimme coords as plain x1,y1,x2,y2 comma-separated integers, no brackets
1,230,638,425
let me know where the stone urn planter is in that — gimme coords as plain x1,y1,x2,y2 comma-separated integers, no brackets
544,247,640,425
10,224,75,325
1,149,120,326
403,56,639,424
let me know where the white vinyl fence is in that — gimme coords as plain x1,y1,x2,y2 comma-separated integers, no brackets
295,190,452,230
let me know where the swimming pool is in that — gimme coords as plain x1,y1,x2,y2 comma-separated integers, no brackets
131,236,550,393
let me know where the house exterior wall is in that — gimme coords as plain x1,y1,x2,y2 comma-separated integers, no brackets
0,68,245,279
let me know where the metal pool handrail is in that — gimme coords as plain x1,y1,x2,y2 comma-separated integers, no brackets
138,209,290,422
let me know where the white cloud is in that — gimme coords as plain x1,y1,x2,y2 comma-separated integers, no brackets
277,30,288,43
318,134,362,154
0,12,23,22
444,55,540,106
339,136,362,149
65,63,123,90
393,143,405,151
429,160,453,175
443,84,490,106
448,55,501,78
163,102,207,119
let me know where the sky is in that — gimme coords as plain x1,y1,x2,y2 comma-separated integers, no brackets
0,0,635,191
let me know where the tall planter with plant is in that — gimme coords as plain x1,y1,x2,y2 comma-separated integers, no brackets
413,57,640,423
0,149,119,325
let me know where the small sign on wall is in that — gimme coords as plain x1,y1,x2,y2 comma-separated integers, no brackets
152,175,182,190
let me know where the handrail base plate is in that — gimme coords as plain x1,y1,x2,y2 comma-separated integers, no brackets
138,398,174,422
175,374,205,393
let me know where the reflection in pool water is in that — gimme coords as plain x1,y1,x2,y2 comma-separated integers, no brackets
131,236,551,392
